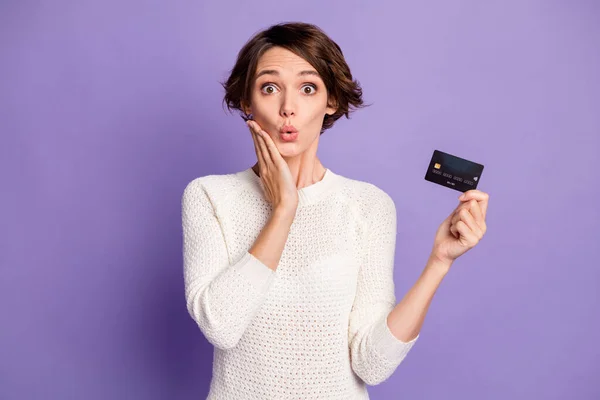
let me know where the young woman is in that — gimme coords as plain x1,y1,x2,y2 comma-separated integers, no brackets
182,21,489,399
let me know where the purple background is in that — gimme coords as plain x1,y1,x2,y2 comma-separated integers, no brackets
2,1,599,399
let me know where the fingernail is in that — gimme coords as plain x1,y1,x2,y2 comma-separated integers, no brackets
459,194,465,200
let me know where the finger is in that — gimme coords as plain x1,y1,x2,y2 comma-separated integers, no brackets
450,223,460,238
451,203,474,226
453,200,481,226
459,190,489,219
457,207,483,238
254,125,273,166
459,189,485,198
248,122,268,173
467,199,486,233
451,203,468,225
249,121,273,165
479,198,488,220
459,190,487,201
254,124,281,165
455,220,479,245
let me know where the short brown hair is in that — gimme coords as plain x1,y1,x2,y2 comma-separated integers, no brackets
220,22,370,135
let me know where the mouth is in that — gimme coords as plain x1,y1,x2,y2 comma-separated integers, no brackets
279,130,299,142
280,124,298,134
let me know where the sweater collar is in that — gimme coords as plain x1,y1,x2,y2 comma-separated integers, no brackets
238,166,341,207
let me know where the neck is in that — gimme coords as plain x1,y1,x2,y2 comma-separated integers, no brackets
251,159,327,190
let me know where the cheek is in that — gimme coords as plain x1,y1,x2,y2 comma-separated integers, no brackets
302,100,328,121
249,104,273,127
249,94,267,113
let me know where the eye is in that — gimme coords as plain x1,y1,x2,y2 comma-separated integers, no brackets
259,83,318,95
261,84,278,94
302,84,317,95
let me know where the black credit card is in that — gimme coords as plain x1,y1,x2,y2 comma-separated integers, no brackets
424,150,484,193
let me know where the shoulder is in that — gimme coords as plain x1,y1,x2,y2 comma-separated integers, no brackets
182,172,234,196
182,170,243,213
332,174,396,233
339,174,396,214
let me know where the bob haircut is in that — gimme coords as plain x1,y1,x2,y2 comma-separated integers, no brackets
220,21,370,135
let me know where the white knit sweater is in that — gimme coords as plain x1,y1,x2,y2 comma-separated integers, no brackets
182,166,419,399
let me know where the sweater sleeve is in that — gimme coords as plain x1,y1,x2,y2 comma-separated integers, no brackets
182,179,276,350
348,190,419,386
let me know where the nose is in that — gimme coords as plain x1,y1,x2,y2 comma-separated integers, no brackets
281,109,294,118
280,91,295,119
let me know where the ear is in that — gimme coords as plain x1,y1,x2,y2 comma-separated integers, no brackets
325,97,338,116
240,100,252,116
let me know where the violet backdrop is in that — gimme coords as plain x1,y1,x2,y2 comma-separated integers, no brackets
1,0,599,399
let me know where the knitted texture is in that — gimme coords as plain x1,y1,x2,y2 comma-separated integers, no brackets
182,167,419,399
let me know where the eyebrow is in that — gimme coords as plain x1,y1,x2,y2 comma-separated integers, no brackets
254,69,320,80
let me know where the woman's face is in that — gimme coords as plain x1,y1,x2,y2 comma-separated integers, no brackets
244,46,337,158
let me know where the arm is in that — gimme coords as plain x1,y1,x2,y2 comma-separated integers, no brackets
182,180,293,350
388,190,491,343
348,191,420,386
386,254,450,343
249,207,295,272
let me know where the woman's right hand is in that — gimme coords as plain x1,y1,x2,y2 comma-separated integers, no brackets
247,119,299,216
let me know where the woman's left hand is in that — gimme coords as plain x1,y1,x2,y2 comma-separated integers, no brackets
430,189,489,267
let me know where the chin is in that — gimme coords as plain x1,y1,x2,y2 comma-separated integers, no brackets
275,143,302,157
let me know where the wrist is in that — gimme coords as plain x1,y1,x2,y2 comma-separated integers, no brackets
273,207,296,224
426,253,453,276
